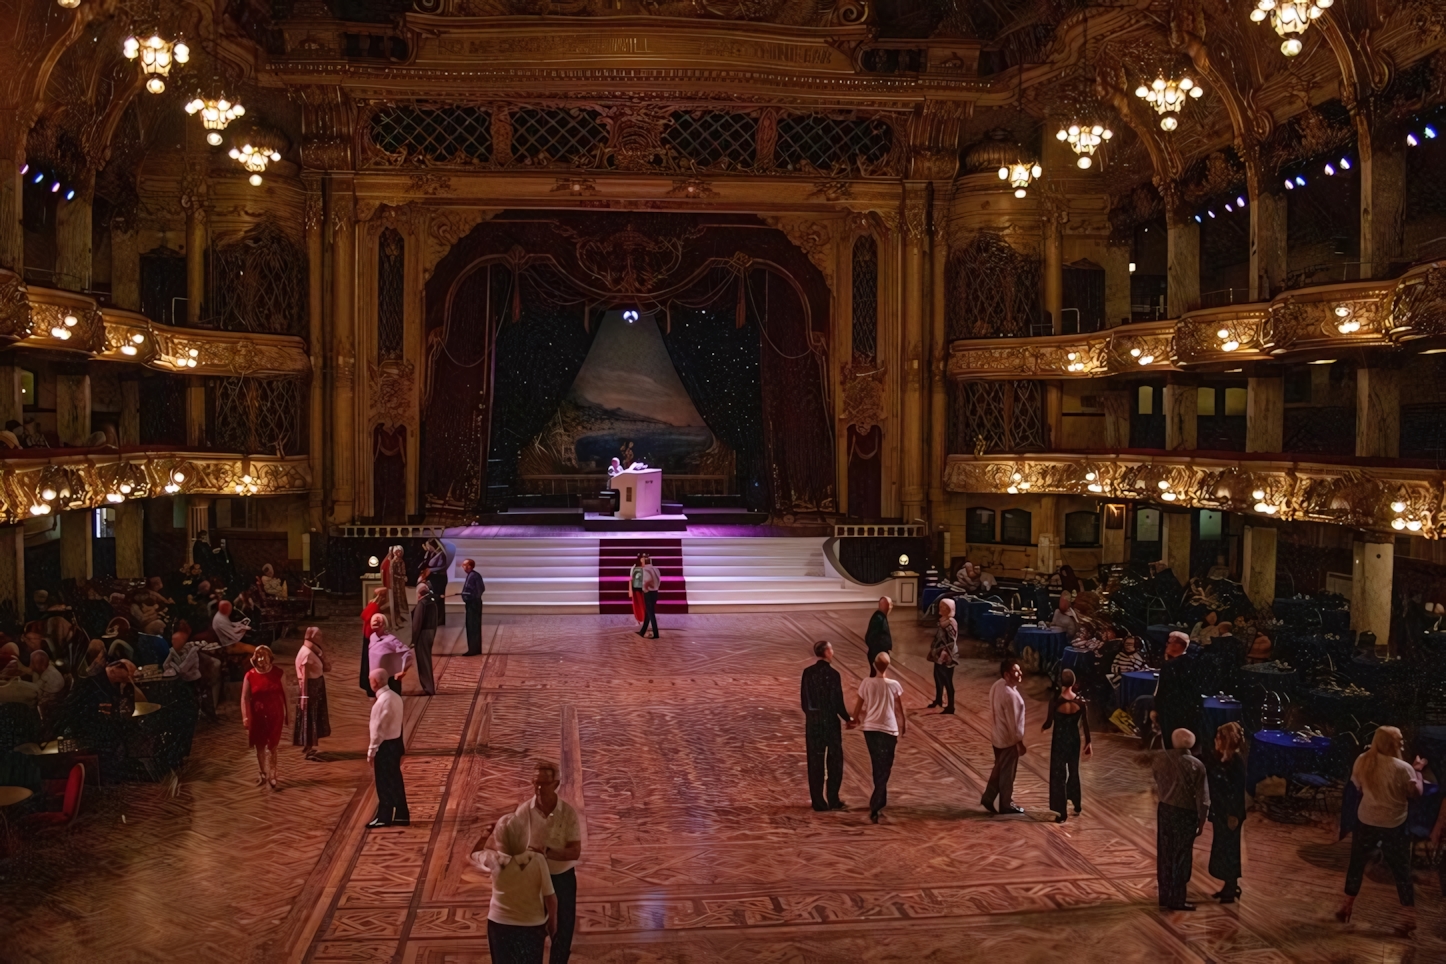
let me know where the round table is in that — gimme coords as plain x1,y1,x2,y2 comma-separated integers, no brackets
12,741,59,756
1201,697,1244,745
975,610,1021,643
1241,662,1299,692
1060,647,1095,676
0,786,32,807
963,600,995,635
1015,627,1067,668
1117,670,1159,709
1248,729,1331,792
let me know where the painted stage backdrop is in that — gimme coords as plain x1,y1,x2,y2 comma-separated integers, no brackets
518,310,733,477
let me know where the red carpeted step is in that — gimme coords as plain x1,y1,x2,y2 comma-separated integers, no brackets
598,538,688,614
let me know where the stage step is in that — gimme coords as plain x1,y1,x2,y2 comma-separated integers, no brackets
439,533,884,613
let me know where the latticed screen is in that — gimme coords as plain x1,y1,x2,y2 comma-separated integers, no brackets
950,380,1046,453
851,235,879,360
213,377,306,456
511,108,606,165
664,111,757,168
774,115,892,173
139,376,186,445
370,106,493,163
211,223,307,336
947,233,1042,339
377,228,404,361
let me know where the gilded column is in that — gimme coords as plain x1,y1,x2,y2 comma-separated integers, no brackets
182,177,207,324
1358,117,1406,280
329,175,357,524
54,182,92,292
1356,367,1400,458
0,112,25,271
927,201,949,511
1163,181,1199,316
114,502,144,579
1042,197,1065,334
111,217,141,311
900,183,927,523
304,178,325,532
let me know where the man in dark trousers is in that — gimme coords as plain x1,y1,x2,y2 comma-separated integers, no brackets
366,667,409,828
1154,632,1203,749
864,596,893,677
800,640,854,811
410,581,439,696
460,558,486,656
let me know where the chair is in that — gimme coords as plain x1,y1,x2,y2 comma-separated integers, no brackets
19,763,84,829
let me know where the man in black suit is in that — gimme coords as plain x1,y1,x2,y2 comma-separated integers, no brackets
800,640,854,811
1153,632,1203,749
864,596,893,678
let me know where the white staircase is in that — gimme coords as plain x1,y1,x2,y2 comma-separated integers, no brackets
438,534,886,614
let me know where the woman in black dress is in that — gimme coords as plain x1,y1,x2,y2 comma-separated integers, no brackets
1042,669,1091,823
1206,721,1247,902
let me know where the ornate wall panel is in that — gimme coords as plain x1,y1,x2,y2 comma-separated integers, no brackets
850,234,878,361
377,228,406,361
211,222,308,337
213,377,308,457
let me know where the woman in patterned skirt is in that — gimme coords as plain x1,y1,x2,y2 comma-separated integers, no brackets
293,626,332,761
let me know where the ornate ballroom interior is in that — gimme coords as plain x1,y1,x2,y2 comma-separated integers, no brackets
3,0,1446,960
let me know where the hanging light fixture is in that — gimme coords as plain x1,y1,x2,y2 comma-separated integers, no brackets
1056,123,1113,169
999,159,1042,198
123,28,190,94
186,88,245,147
1250,0,1333,58
1135,73,1203,131
229,141,281,186
56,0,80,7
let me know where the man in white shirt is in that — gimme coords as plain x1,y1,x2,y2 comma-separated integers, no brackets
366,667,409,828
211,600,252,648
28,651,64,700
851,652,906,824
515,760,583,964
982,659,1028,816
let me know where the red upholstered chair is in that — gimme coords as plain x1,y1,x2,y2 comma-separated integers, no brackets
20,763,84,829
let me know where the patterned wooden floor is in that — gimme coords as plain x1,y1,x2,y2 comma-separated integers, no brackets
2,607,1440,963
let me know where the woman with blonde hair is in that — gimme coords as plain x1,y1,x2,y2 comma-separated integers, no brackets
1206,721,1247,902
926,598,958,714
241,644,288,789
1337,725,1425,930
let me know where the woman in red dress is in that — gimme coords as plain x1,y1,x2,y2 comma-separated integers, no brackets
241,644,288,790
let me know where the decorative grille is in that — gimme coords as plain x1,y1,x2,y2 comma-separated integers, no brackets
140,247,187,326
851,235,879,360
377,228,404,361
369,106,493,164
664,111,757,169
946,233,1042,339
511,108,606,165
1283,406,1355,456
210,222,307,336
774,114,893,174
139,376,186,445
950,380,1046,453
213,376,306,456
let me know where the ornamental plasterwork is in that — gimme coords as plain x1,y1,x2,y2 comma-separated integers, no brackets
760,215,836,291
422,0,869,25
145,326,310,378
423,208,499,279
1173,308,1271,366
944,454,1446,538
369,359,417,432
1391,262,1446,337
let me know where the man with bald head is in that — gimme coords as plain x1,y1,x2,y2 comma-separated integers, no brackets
864,597,893,678
366,666,409,828
1150,728,1210,911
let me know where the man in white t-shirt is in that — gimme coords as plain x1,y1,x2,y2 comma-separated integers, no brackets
514,760,583,964
852,652,906,823
982,659,1028,816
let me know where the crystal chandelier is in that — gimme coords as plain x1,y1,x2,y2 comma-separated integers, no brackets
999,160,1042,198
56,0,80,7
229,141,281,186
1251,0,1333,57
186,90,245,146
123,32,190,94
1055,122,1113,169
1135,73,1203,131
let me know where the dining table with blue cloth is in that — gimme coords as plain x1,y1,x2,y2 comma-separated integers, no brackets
1060,646,1096,677
1015,626,1067,667
1248,728,1332,793
1201,696,1244,745
1116,670,1160,710
1146,625,1179,649
963,600,995,635
1240,662,1299,692
975,610,1021,643
920,586,950,613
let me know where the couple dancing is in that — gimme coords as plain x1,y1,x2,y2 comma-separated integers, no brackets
627,553,661,638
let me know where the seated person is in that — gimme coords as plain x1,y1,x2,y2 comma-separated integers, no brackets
19,622,48,663
164,627,219,721
130,577,173,635
1109,634,1149,684
1050,594,1079,637
1190,610,1221,644
102,618,135,660
259,563,287,599
0,672,39,706
954,561,983,593
79,638,108,677
25,651,65,716
1247,629,1274,664
0,419,20,449
211,600,255,653
0,641,21,679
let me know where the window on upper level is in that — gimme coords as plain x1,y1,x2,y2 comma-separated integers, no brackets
1064,510,1100,547
966,506,996,544
1001,508,1032,545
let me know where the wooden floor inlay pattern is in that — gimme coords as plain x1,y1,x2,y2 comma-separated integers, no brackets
2,607,1441,962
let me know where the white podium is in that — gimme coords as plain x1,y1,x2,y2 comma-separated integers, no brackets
610,468,663,519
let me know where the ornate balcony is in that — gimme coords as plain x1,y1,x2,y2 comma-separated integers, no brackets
0,271,310,379
945,452,1445,539
0,450,311,524
947,259,1446,379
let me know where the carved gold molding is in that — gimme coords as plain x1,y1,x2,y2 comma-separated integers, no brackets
0,453,311,524
947,259,1446,379
945,453,1446,538
0,272,309,379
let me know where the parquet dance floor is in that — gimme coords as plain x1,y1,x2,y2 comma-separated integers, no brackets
3,607,1440,962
